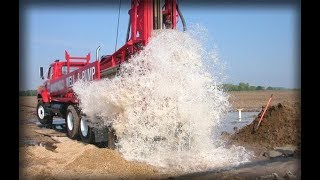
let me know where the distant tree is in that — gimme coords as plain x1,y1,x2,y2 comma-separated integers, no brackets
19,90,37,96
232,85,239,91
221,83,288,91
273,87,286,90
238,82,249,91
255,86,265,90
249,86,256,91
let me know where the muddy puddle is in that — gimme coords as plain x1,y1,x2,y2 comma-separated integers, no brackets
217,111,259,134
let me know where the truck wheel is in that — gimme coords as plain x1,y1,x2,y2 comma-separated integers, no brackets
37,102,53,125
108,128,116,150
79,117,95,143
66,105,80,139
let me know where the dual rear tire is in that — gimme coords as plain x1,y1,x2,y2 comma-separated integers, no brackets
37,103,114,146
66,105,94,143
79,116,95,143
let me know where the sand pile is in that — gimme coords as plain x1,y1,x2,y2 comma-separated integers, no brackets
230,102,300,149
19,138,162,179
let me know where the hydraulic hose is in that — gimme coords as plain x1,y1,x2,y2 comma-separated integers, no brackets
176,4,186,31
126,16,131,42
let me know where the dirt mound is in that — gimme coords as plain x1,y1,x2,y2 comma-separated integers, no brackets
20,138,164,179
64,148,160,179
230,102,300,149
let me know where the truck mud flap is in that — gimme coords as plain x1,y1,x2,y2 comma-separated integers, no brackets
93,127,108,143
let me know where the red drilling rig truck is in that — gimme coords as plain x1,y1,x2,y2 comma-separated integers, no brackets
37,0,186,147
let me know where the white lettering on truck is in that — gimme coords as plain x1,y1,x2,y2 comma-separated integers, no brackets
66,66,96,88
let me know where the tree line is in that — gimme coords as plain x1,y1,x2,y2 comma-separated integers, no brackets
19,90,37,96
19,82,292,96
221,82,288,91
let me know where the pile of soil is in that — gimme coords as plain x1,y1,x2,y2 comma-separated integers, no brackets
230,102,300,149
20,137,164,179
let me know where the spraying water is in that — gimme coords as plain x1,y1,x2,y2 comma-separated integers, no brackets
73,28,252,173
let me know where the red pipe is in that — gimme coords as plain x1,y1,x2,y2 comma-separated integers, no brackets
254,94,273,131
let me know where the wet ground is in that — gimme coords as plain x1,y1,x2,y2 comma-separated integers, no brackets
174,157,300,179
19,93,301,179
21,111,258,148
217,111,258,134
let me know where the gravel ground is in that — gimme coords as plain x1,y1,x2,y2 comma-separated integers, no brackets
19,90,301,179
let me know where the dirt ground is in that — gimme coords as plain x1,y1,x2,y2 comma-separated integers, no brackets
19,96,166,179
230,102,301,149
19,90,301,179
228,90,300,111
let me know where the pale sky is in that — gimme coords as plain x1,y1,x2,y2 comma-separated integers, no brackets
20,1,300,90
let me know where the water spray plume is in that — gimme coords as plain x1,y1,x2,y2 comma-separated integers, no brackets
73,28,252,173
